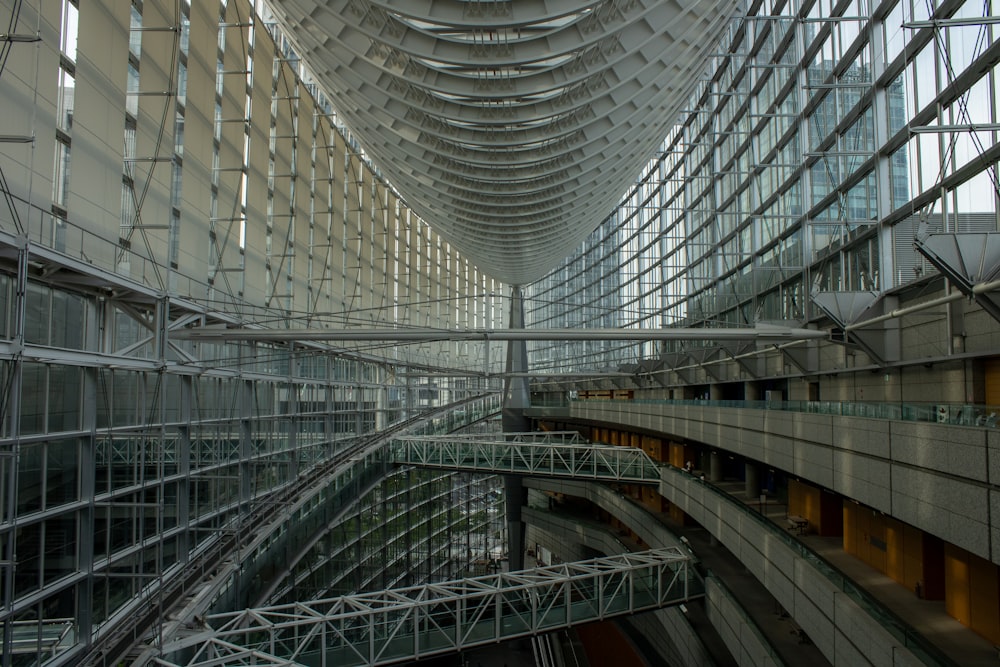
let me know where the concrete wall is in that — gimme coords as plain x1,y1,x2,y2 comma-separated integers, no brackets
518,463,929,664
657,468,925,667
547,401,1000,565
523,481,792,667
705,577,783,667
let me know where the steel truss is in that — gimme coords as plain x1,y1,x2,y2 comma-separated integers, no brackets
392,432,662,484
156,548,700,667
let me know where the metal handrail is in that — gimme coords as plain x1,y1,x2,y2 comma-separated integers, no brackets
558,397,999,428
669,466,956,667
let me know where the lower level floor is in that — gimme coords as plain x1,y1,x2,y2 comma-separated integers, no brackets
532,415,1000,663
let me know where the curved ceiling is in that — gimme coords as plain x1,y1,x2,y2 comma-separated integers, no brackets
268,0,740,285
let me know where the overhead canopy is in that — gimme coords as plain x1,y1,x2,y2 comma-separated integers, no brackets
268,0,740,284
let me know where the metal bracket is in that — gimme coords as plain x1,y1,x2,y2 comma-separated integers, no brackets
914,232,1000,324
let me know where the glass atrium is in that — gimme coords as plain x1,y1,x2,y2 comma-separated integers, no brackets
0,0,999,665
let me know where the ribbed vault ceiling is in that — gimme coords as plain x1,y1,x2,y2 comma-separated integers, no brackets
269,0,740,285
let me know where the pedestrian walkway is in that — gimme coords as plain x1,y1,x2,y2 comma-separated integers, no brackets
392,432,662,484
710,479,999,666
157,548,701,667
625,490,831,667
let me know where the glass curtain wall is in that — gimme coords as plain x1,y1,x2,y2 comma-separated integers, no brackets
268,469,506,607
0,0,505,664
526,0,1000,373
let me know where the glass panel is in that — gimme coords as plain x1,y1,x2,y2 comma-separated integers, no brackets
57,68,74,131
60,0,78,61
20,363,46,435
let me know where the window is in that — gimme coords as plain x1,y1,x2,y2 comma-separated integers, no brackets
52,139,71,209
126,63,140,116
56,67,74,131
59,0,78,62
129,5,142,59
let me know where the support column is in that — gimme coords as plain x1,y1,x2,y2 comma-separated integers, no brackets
2,238,28,666
745,461,760,499
404,367,413,421
355,359,364,436
709,451,722,482
239,377,253,505
75,275,103,647
502,286,530,570
177,375,192,559
324,350,336,456
287,343,299,480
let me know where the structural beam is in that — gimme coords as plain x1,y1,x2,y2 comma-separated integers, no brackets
171,325,830,343
392,433,662,484
157,548,701,667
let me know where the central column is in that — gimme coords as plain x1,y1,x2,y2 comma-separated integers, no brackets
502,286,530,569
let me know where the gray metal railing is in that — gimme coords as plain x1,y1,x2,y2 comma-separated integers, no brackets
156,548,702,667
552,397,999,428
668,467,956,667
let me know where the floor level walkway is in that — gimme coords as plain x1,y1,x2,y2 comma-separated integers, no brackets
710,479,999,666
632,499,831,667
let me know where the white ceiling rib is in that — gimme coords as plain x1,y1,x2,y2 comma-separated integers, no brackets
270,0,740,285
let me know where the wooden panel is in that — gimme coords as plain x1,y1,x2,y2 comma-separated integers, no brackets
986,358,1000,406
855,507,871,564
642,436,664,462
885,516,904,583
945,543,971,625
847,506,889,574
669,442,685,468
969,552,1000,643
788,479,821,530
901,523,923,591
868,510,887,573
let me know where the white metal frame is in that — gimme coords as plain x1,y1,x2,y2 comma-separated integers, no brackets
267,0,742,284
156,548,698,667
392,432,662,483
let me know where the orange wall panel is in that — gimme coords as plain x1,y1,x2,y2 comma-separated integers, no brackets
856,507,871,565
868,511,887,573
985,357,1000,406
969,551,1000,644
846,505,888,574
885,517,904,583
945,543,971,625
788,479,821,531
669,442,685,468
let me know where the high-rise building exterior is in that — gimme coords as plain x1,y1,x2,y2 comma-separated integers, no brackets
0,0,999,666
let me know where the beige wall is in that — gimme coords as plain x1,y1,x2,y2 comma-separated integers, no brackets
0,0,504,366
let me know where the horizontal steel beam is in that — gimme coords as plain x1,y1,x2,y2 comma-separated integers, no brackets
393,434,662,484
159,547,700,667
172,325,828,343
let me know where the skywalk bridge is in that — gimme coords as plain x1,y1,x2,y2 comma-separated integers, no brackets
390,431,663,484
157,548,701,667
